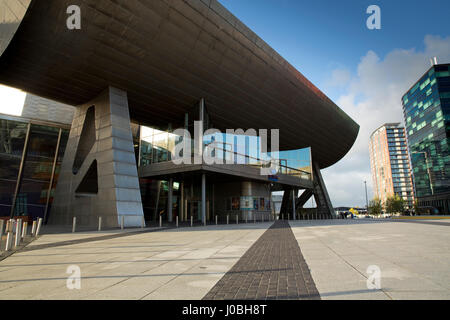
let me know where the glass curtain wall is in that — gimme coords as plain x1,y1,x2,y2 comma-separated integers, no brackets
0,116,69,221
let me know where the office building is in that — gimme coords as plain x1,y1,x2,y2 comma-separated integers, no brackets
369,123,415,209
402,63,450,213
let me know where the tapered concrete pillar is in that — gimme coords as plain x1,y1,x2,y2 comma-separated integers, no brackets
50,87,144,228
201,173,206,224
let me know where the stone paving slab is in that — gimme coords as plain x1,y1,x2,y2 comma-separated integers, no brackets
0,223,271,300
203,220,320,300
289,220,450,300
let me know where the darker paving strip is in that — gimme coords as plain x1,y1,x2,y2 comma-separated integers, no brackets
203,220,320,300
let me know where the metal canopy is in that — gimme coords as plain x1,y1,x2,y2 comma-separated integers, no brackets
0,0,359,168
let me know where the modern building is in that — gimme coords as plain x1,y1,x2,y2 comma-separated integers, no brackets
402,63,450,213
0,0,359,228
369,123,415,209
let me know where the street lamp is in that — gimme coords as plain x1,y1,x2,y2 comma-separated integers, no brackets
364,180,369,214
411,151,434,196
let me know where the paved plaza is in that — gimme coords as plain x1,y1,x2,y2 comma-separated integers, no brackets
0,219,449,300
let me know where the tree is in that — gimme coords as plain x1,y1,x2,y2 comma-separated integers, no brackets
368,198,382,216
385,194,405,215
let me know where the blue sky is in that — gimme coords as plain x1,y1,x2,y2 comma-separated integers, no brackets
220,0,450,206
220,0,450,100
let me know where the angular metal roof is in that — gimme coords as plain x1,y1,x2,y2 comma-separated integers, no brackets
0,0,359,168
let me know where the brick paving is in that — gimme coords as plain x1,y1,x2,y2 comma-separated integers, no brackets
203,220,320,300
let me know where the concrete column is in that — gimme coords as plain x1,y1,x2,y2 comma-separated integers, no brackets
292,189,296,220
180,182,184,222
50,87,144,228
201,173,206,224
168,178,173,222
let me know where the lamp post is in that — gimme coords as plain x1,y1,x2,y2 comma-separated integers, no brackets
364,181,369,214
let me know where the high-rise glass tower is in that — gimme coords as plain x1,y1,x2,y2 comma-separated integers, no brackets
369,123,415,209
401,63,450,213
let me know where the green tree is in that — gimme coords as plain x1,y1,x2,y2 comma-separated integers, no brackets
368,198,382,216
385,194,405,215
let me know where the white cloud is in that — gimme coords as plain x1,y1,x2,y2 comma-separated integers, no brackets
322,35,450,207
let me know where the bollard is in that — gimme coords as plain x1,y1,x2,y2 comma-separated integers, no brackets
31,220,37,236
6,232,13,251
254,214,256,223
282,214,284,221
227,215,229,225
141,216,145,228
121,216,124,230
0,220,4,238
245,214,248,223
21,221,28,239
236,215,238,224
72,217,77,233
190,216,193,227
215,215,218,225
176,216,179,228
35,218,43,237
262,214,264,223
14,219,22,247
160,215,162,228
5,220,10,235
98,217,102,231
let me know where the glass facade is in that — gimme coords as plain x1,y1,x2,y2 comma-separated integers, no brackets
0,115,69,221
139,126,312,180
402,64,450,211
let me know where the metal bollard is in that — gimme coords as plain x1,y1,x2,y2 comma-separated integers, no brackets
141,216,145,228
254,214,256,223
191,216,193,227
245,214,248,223
72,217,77,233
21,221,28,239
121,216,124,230
0,220,4,238
236,215,238,224
98,217,102,231
35,218,43,236
227,215,229,225
31,220,37,236
262,214,264,222
160,215,162,228
176,216,179,228
15,219,22,247
6,232,13,251
215,215,218,225
282,214,284,221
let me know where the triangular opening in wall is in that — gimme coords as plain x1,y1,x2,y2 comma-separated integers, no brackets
73,105,96,174
75,160,98,196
